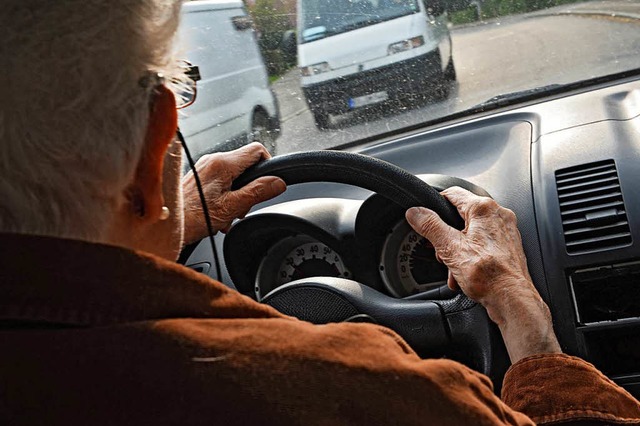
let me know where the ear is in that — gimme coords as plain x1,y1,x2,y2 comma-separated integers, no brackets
128,85,178,222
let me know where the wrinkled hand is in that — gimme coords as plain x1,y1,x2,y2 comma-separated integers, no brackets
182,143,286,244
405,186,561,362
405,186,532,310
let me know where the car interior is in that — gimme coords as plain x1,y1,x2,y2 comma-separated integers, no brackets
183,68,640,398
171,1,640,397
6,0,640,422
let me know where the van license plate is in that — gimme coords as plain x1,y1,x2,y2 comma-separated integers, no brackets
348,91,388,109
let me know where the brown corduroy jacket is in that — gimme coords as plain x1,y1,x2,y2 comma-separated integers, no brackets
1,233,639,425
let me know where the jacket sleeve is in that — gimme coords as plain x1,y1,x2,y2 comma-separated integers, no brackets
501,353,640,425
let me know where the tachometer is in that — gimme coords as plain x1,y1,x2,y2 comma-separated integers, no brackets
380,220,448,298
255,236,350,301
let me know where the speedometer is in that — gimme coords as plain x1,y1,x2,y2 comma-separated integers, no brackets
255,236,350,301
380,220,448,298
277,241,350,285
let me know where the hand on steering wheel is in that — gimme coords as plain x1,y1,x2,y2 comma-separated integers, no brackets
182,143,286,244
406,187,561,363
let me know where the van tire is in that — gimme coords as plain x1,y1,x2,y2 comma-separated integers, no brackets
311,109,331,130
432,58,455,101
444,58,456,82
250,110,276,155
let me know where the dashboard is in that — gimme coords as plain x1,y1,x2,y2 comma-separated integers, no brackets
225,174,490,302
228,196,448,302
185,74,640,397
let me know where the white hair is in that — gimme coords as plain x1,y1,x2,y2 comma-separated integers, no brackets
0,0,183,241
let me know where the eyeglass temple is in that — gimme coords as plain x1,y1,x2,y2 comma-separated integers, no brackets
185,65,201,82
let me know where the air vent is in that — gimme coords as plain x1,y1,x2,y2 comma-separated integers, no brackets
556,160,631,254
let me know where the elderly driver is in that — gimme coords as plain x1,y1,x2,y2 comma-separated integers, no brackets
1,1,639,425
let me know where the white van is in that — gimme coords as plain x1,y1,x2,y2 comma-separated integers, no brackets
295,0,456,129
177,0,281,157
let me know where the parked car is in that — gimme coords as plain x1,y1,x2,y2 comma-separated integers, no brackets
177,0,281,158
289,0,460,129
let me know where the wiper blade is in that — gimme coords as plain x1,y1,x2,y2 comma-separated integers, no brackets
333,67,640,153
474,67,640,111
477,84,565,108
333,19,378,33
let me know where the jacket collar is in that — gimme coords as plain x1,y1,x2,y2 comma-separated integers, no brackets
0,233,279,327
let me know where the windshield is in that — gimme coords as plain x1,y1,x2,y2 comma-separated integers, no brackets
176,0,640,158
300,0,420,42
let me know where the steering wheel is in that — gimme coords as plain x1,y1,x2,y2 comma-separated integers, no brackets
231,151,508,380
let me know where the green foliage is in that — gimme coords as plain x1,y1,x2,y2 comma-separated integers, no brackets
449,0,584,25
450,7,479,24
249,0,295,76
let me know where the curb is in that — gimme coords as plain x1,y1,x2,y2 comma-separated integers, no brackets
554,9,640,21
451,6,640,30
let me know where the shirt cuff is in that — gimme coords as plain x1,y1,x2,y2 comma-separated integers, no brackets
501,353,640,424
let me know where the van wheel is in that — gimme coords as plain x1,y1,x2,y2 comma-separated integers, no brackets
444,58,456,82
250,111,276,155
432,58,455,101
311,108,331,130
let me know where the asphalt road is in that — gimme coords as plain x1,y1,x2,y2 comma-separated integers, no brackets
271,1,640,154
